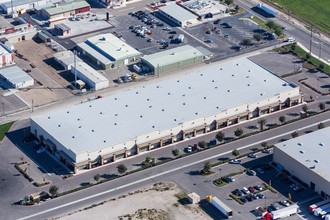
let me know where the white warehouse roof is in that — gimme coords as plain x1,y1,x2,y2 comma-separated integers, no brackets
274,127,330,183
31,57,298,156
0,66,33,88
72,62,108,84
159,2,198,23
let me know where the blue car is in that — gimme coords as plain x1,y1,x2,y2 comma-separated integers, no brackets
240,197,248,203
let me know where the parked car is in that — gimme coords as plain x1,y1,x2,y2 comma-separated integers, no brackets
257,194,265,199
280,200,290,207
254,185,263,190
251,194,258,200
262,149,271,153
242,187,250,194
214,19,221,24
248,187,256,193
229,159,241,164
241,197,248,203
246,195,253,201
257,168,264,174
205,39,213,43
247,170,257,176
37,148,45,154
271,203,280,210
226,176,235,182
248,153,258,158
233,189,243,196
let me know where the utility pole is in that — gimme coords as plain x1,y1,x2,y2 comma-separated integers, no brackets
1,102,4,116
309,25,313,54
31,99,34,113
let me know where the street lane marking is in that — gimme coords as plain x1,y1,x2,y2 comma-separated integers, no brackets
18,117,330,220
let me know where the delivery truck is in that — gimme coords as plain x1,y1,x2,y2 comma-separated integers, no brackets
309,199,330,213
257,3,278,17
271,204,299,219
206,195,233,218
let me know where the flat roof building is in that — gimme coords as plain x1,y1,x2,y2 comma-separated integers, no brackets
273,127,330,199
71,61,109,91
77,33,141,70
53,50,82,70
0,66,34,89
30,57,302,173
141,45,212,75
40,0,90,23
157,3,198,27
0,43,14,67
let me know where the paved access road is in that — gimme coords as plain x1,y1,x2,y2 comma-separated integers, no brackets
11,110,330,220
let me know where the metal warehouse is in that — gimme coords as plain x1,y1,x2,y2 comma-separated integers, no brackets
40,0,90,23
53,50,82,70
77,33,141,70
141,45,212,75
30,57,302,173
71,61,109,91
0,66,34,89
273,128,330,199
157,2,198,27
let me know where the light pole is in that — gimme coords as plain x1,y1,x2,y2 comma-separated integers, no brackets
219,168,222,182
1,102,4,116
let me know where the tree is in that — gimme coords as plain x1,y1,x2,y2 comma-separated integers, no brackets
198,141,207,148
253,33,263,42
234,128,244,138
279,115,286,124
215,131,225,142
117,164,127,174
302,104,308,113
201,161,212,175
172,149,180,157
291,43,296,51
235,4,239,11
142,156,155,168
241,38,251,47
261,142,268,149
318,122,325,129
94,173,100,182
49,185,59,198
232,149,240,156
274,26,283,36
224,0,233,6
291,131,299,138
306,53,311,60
258,118,267,131
266,20,276,29
319,102,326,111
319,63,325,70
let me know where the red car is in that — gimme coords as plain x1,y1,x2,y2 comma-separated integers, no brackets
248,186,255,193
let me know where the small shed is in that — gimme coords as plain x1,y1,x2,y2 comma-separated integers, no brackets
187,192,200,204
54,23,71,36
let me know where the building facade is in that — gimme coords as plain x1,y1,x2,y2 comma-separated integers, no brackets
30,57,303,173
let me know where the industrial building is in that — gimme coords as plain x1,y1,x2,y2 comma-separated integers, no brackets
141,45,212,75
53,50,82,70
77,33,141,70
273,127,330,199
157,2,198,27
0,43,14,67
39,0,90,24
0,16,37,43
70,61,109,91
30,57,302,173
54,23,71,36
0,0,58,14
0,66,34,89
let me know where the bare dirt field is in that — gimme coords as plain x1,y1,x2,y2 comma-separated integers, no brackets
57,182,210,220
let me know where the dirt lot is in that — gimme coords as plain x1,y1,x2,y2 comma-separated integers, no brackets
58,182,210,220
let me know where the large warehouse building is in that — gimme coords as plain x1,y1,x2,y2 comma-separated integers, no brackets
0,66,34,89
30,57,303,173
157,2,198,27
273,128,330,199
77,33,141,70
141,45,212,75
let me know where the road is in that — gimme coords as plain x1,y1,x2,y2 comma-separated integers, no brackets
235,0,330,63
9,110,330,220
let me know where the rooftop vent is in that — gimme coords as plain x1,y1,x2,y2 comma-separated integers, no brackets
125,105,128,107
149,105,152,108
168,92,171,95
79,126,82,128
298,143,302,146
314,159,319,163
319,143,324,146
204,96,207,99
92,129,94,132
115,114,118,116
103,140,107,143
182,94,185,96
89,105,92,107
136,92,139,94
174,118,177,121
260,93,264,96
67,111,69,113
188,87,191,89
215,86,218,89
72,136,75,138
264,79,268,82
100,112,102,114
299,150,305,154
114,123,117,125
183,103,186,105
236,63,239,66
147,98,150,101
232,74,235,77
248,70,251,72
58,124,61,127
157,86,159,88
200,73,203,76
152,126,155,128
177,80,180,82
227,89,231,92
246,76,250,78
77,118,80,121
115,98,117,100
220,68,223,70
48,116,51,119
247,84,250,86
140,115,143,118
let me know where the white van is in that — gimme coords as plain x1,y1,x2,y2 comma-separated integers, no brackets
286,37,296,42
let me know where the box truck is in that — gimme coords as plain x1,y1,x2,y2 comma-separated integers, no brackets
257,3,278,17
271,204,299,219
206,195,233,218
309,199,330,213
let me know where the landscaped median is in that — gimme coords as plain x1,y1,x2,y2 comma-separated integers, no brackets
0,121,14,141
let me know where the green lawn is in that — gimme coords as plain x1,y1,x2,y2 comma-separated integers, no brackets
270,0,330,35
0,121,14,141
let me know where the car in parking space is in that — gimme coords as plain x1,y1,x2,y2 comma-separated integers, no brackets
242,187,250,194
248,187,256,193
233,189,244,196
229,159,241,164
271,203,280,210
185,146,192,153
246,195,254,202
214,19,221,24
280,200,290,207
147,38,152,42
241,197,248,203
116,77,123,84
251,194,258,200
257,194,265,199
226,176,235,182
163,27,172,31
248,153,258,158
257,168,264,174
254,185,263,190
262,149,271,153
224,34,229,38
247,170,257,176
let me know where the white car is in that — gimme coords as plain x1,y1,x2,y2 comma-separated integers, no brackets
242,187,250,194
186,146,192,153
280,200,290,207
229,159,241,164
248,153,258,158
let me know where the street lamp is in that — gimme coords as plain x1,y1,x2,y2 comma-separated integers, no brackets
313,41,323,59
1,102,4,116
219,168,222,181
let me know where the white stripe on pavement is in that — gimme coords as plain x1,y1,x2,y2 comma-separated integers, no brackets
18,117,330,220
